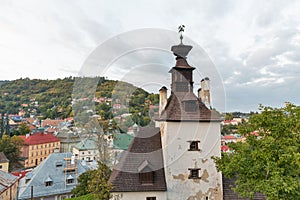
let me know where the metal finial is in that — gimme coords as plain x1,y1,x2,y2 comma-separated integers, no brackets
178,25,185,44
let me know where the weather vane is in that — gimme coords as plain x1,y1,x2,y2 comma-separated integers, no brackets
178,25,185,44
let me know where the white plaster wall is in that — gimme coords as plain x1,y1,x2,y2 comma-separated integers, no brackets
111,191,167,200
72,148,99,161
160,121,222,200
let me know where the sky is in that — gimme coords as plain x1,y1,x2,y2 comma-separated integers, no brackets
0,0,300,112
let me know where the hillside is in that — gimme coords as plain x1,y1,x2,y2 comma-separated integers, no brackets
0,77,159,129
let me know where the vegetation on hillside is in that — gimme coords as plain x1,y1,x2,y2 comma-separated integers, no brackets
0,77,159,131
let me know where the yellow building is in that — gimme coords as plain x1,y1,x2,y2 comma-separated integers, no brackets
0,152,9,173
19,133,60,168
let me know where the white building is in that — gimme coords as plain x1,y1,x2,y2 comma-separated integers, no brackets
73,137,99,162
109,36,223,200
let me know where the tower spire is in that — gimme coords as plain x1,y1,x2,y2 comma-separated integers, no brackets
178,25,185,44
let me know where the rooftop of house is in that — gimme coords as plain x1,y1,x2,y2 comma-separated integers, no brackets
157,91,222,122
18,152,89,199
0,152,9,163
109,127,167,192
74,137,98,150
0,170,18,194
113,133,134,150
41,118,64,127
19,132,60,145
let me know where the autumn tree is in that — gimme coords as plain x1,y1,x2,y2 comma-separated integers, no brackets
17,122,31,135
214,103,300,199
0,135,24,170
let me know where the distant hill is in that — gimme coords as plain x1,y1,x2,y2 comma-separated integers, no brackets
0,80,10,87
0,77,159,127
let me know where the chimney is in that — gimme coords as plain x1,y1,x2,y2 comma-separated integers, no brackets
133,123,138,136
159,86,168,117
199,77,211,108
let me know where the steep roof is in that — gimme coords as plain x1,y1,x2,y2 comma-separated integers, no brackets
18,152,88,199
0,170,18,194
157,92,222,122
19,133,60,145
113,133,134,150
109,127,167,192
74,137,97,150
0,152,9,163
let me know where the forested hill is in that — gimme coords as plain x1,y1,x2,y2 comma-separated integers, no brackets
0,77,159,124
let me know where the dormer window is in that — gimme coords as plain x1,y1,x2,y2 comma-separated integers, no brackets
188,141,200,151
138,160,154,185
56,162,63,167
45,176,53,187
66,175,75,184
140,171,154,184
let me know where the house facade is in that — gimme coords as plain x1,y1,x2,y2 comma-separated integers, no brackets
0,170,18,200
72,137,99,162
19,132,60,168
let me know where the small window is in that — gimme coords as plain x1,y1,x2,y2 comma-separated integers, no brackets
45,181,53,187
140,172,154,184
188,168,201,179
66,179,74,184
188,141,200,151
146,197,156,200
0,165,2,169
56,162,63,167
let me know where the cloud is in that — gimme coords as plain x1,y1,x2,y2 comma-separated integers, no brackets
1,0,300,112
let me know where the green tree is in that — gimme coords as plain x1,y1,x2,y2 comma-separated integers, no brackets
87,163,112,200
214,103,300,199
0,135,24,170
71,162,112,200
17,122,31,135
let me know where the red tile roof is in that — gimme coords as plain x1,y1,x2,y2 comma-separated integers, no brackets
224,135,236,140
41,119,64,127
11,169,32,179
221,145,229,152
19,133,60,145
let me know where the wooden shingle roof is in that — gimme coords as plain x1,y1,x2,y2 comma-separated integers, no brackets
109,127,167,192
223,176,266,200
157,92,222,122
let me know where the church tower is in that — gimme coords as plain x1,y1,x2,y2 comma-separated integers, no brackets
156,31,223,200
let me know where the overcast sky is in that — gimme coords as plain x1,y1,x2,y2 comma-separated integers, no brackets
1,0,300,112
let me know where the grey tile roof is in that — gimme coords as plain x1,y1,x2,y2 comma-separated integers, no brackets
109,127,167,192
74,137,98,150
0,170,18,193
18,152,88,199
